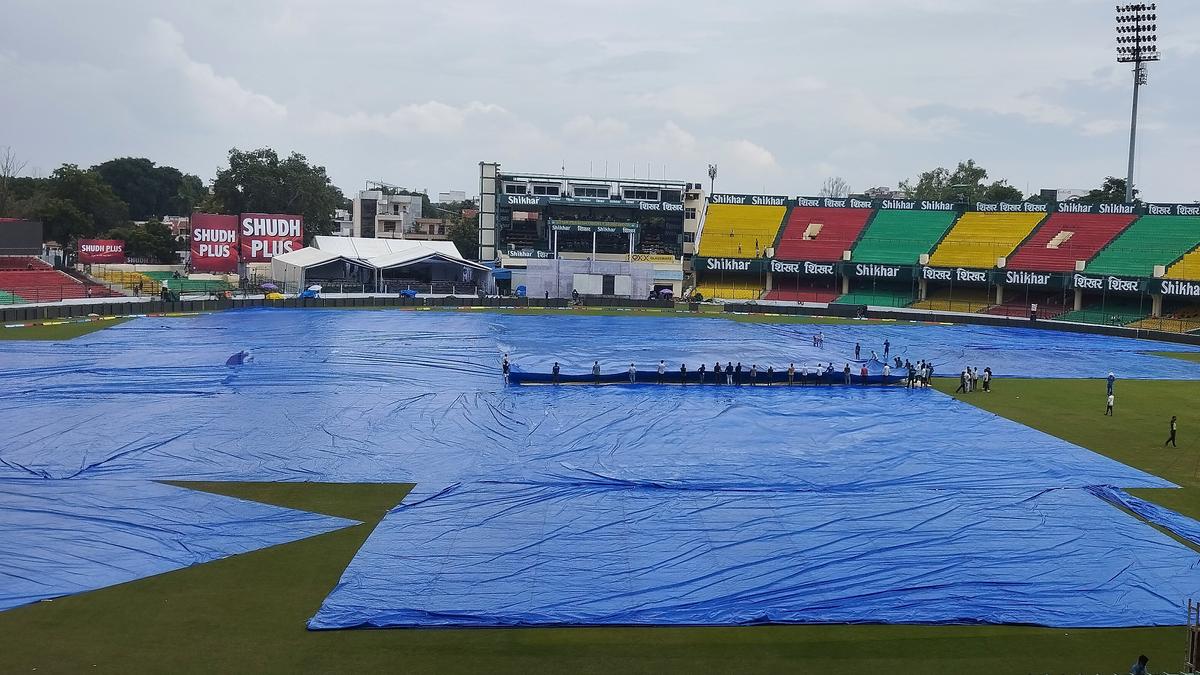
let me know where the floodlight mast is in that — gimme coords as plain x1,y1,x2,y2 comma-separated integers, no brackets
1115,3,1160,202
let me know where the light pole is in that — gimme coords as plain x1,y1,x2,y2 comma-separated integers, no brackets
1116,3,1159,203
707,164,718,193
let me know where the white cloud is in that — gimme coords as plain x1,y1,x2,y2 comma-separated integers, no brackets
726,140,777,170
313,101,507,137
147,18,287,125
562,115,629,140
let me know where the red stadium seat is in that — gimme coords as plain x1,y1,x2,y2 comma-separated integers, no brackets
0,270,122,303
1006,214,1135,272
775,208,872,262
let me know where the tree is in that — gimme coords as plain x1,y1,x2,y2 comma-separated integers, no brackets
104,219,178,263
898,159,1024,203
0,146,28,216
446,219,478,260
1076,177,1136,204
819,176,850,198
93,157,206,221
208,148,345,243
12,164,130,243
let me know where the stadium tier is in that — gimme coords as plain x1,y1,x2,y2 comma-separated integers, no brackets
1128,305,1200,333
95,269,161,293
985,299,1069,319
834,289,914,307
775,208,872,262
0,256,52,271
696,204,787,257
694,278,763,301
909,288,993,313
850,210,958,264
1005,213,1136,272
1056,299,1150,327
142,271,232,294
1165,247,1200,280
927,213,1045,268
0,270,120,303
764,279,840,303
1086,216,1200,277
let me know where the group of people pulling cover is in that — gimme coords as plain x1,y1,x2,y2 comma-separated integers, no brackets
501,338,933,387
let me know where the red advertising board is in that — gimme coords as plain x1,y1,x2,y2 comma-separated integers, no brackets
238,213,303,262
189,213,240,272
78,239,126,264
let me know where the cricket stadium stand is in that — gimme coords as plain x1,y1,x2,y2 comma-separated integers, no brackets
696,204,787,257
850,210,958,265
1006,213,1136,272
1086,215,1200,277
775,207,873,262
1164,246,1200,280
927,212,1046,268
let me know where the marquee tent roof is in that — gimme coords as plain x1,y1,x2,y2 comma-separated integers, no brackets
273,237,486,272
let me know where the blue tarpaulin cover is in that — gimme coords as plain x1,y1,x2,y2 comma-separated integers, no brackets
2,309,1200,626
0,479,356,611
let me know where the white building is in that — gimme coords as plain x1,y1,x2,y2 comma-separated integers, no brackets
437,190,467,203
351,183,425,239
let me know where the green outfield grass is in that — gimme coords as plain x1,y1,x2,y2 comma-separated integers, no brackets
1,315,1198,673
0,317,130,340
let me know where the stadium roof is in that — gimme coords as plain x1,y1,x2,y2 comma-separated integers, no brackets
274,236,487,272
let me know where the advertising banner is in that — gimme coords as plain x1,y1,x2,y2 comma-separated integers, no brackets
793,196,875,209
708,194,788,206
1145,203,1200,217
969,201,1050,214
1069,273,1146,294
1158,279,1200,297
238,213,303,262
847,262,915,281
920,266,991,285
189,213,240,272
768,259,838,276
692,256,768,275
78,239,126,264
996,269,1066,288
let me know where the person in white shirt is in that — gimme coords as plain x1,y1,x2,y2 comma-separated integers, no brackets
629,363,637,384
1105,392,1114,416
657,360,666,384
800,365,809,385
882,363,890,384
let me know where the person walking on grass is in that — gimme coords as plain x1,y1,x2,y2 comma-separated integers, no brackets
1165,416,1178,448
982,367,991,393
657,360,666,385
970,367,980,393
1107,371,1116,396
593,361,601,385
956,368,968,394
1105,392,1114,416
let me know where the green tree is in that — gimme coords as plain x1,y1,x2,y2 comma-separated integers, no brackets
209,148,344,243
12,165,130,243
1076,177,1136,205
898,159,1023,203
104,219,178,263
93,157,205,220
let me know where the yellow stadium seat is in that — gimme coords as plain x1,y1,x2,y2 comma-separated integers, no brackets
927,213,1045,268
1165,247,1200,280
697,204,787,258
695,280,764,301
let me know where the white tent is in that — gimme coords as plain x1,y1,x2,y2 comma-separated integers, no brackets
270,237,487,291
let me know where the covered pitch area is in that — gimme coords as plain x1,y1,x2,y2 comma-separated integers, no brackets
3,309,1200,670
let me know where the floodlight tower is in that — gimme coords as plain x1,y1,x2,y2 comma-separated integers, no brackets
1115,3,1160,202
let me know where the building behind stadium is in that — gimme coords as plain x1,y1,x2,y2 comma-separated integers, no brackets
477,162,704,298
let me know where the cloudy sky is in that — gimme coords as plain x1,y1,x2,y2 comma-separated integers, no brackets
2,0,1198,201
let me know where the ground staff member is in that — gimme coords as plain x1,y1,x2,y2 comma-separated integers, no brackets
1165,416,1178,447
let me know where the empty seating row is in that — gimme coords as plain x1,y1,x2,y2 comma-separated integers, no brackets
0,256,52,271
694,279,764,301
763,279,840,303
833,289,914,308
775,208,872,262
696,204,787,257
1087,216,1200,277
850,210,957,265
927,213,1046,268
1164,246,1200,280
1006,213,1135,272
909,288,993,313
0,270,121,303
